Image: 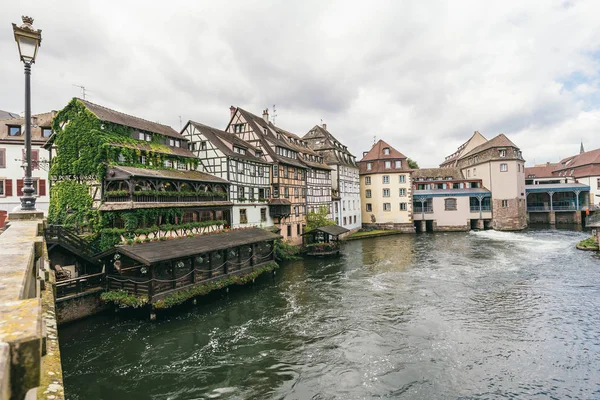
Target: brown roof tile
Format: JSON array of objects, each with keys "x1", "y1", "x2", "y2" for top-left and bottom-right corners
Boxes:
[
  {"x1": 77, "y1": 98, "x2": 183, "y2": 139},
  {"x1": 109, "y1": 165, "x2": 228, "y2": 183},
  {"x1": 411, "y1": 167, "x2": 464, "y2": 180},
  {"x1": 461, "y1": 134, "x2": 519, "y2": 159},
  {"x1": 524, "y1": 163, "x2": 559, "y2": 178}
]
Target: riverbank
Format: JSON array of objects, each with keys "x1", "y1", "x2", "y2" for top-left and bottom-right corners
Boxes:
[
  {"x1": 576, "y1": 236, "x2": 598, "y2": 251},
  {"x1": 345, "y1": 229, "x2": 404, "y2": 240}
]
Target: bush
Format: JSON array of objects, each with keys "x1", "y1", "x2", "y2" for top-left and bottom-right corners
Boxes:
[{"x1": 275, "y1": 239, "x2": 301, "y2": 261}]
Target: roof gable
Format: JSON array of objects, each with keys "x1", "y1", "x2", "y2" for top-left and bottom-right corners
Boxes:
[{"x1": 360, "y1": 139, "x2": 407, "y2": 161}]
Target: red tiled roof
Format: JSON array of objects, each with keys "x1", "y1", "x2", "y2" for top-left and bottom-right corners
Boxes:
[
  {"x1": 360, "y1": 139, "x2": 407, "y2": 161},
  {"x1": 524, "y1": 163, "x2": 559, "y2": 178},
  {"x1": 461, "y1": 134, "x2": 519, "y2": 159}
]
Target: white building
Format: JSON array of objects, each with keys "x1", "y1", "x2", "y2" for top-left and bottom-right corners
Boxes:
[
  {"x1": 0, "y1": 111, "x2": 54, "y2": 223},
  {"x1": 303, "y1": 124, "x2": 361, "y2": 232},
  {"x1": 182, "y1": 121, "x2": 274, "y2": 229}
]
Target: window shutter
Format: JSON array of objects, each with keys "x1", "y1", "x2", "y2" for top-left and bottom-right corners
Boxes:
[
  {"x1": 5, "y1": 179, "x2": 12, "y2": 196},
  {"x1": 17, "y1": 179, "x2": 24, "y2": 196},
  {"x1": 39, "y1": 179, "x2": 46, "y2": 196},
  {"x1": 32, "y1": 150, "x2": 39, "y2": 169},
  {"x1": 0, "y1": 149, "x2": 5, "y2": 168}
]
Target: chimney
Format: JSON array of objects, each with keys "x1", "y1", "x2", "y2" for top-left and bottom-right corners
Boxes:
[
  {"x1": 322, "y1": 123, "x2": 327, "y2": 130},
  {"x1": 262, "y1": 108, "x2": 269, "y2": 122},
  {"x1": 229, "y1": 106, "x2": 236, "y2": 118}
]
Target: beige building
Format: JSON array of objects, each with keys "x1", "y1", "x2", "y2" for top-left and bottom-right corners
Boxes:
[
  {"x1": 445, "y1": 133, "x2": 527, "y2": 230},
  {"x1": 358, "y1": 140, "x2": 414, "y2": 232},
  {"x1": 412, "y1": 168, "x2": 492, "y2": 231}
]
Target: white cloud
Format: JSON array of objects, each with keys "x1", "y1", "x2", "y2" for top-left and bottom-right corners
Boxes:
[{"x1": 2, "y1": 0, "x2": 600, "y2": 167}]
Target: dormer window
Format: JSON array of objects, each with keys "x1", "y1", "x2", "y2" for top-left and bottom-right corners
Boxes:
[
  {"x1": 145, "y1": 133, "x2": 152, "y2": 142},
  {"x1": 200, "y1": 141, "x2": 207, "y2": 150},
  {"x1": 367, "y1": 162, "x2": 372, "y2": 171},
  {"x1": 255, "y1": 149, "x2": 263, "y2": 157},
  {"x1": 234, "y1": 146, "x2": 247, "y2": 155},
  {"x1": 384, "y1": 161, "x2": 391, "y2": 169},
  {"x1": 499, "y1": 149, "x2": 506, "y2": 158},
  {"x1": 383, "y1": 147, "x2": 390, "y2": 155},
  {"x1": 395, "y1": 160, "x2": 401, "y2": 168}
]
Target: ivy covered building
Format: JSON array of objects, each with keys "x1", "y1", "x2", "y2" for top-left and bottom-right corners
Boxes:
[{"x1": 45, "y1": 98, "x2": 232, "y2": 252}]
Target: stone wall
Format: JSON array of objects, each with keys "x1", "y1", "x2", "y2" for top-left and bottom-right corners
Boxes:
[
  {"x1": 56, "y1": 291, "x2": 109, "y2": 325},
  {"x1": 361, "y1": 223, "x2": 416, "y2": 233},
  {"x1": 492, "y1": 198, "x2": 527, "y2": 230}
]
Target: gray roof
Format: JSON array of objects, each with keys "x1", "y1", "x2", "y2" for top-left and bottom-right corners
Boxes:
[
  {"x1": 304, "y1": 225, "x2": 349, "y2": 236},
  {"x1": 413, "y1": 188, "x2": 491, "y2": 197},
  {"x1": 104, "y1": 228, "x2": 280, "y2": 265},
  {"x1": 109, "y1": 165, "x2": 228, "y2": 183},
  {"x1": 0, "y1": 110, "x2": 19, "y2": 120},
  {"x1": 525, "y1": 183, "x2": 590, "y2": 192}
]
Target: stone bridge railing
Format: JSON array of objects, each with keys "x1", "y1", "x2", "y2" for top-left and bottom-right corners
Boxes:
[{"x1": 0, "y1": 211, "x2": 64, "y2": 400}]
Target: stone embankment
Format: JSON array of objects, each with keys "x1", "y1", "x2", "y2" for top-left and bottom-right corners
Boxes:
[{"x1": 0, "y1": 212, "x2": 64, "y2": 400}]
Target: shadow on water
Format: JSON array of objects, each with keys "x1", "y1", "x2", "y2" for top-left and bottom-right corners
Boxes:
[{"x1": 60, "y1": 230, "x2": 600, "y2": 400}]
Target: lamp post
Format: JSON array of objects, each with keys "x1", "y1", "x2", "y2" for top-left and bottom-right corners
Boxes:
[{"x1": 12, "y1": 16, "x2": 42, "y2": 211}]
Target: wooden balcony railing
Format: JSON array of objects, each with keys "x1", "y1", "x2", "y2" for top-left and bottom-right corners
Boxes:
[{"x1": 104, "y1": 193, "x2": 228, "y2": 203}]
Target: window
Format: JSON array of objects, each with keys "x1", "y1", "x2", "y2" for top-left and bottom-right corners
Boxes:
[
  {"x1": 273, "y1": 186, "x2": 279, "y2": 197},
  {"x1": 164, "y1": 160, "x2": 172, "y2": 168},
  {"x1": 400, "y1": 202, "x2": 407, "y2": 211},
  {"x1": 294, "y1": 187, "x2": 299, "y2": 198},
  {"x1": 145, "y1": 133, "x2": 152, "y2": 142},
  {"x1": 367, "y1": 162, "x2": 372, "y2": 171},
  {"x1": 383, "y1": 203, "x2": 391, "y2": 211},
  {"x1": 9, "y1": 126, "x2": 22, "y2": 136},
  {"x1": 41, "y1": 127, "x2": 52, "y2": 138},
  {"x1": 234, "y1": 123, "x2": 244, "y2": 133},
  {"x1": 467, "y1": 170, "x2": 471, "y2": 177},
  {"x1": 239, "y1": 209, "x2": 248, "y2": 224},
  {"x1": 366, "y1": 203, "x2": 372, "y2": 212},
  {"x1": 297, "y1": 224, "x2": 301, "y2": 235},
  {"x1": 365, "y1": 176, "x2": 371, "y2": 185},
  {"x1": 273, "y1": 165, "x2": 279, "y2": 177},
  {"x1": 383, "y1": 175, "x2": 390, "y2": 184},
  {"x1": 177, "y1": 161, "x2": 188, "y2": 170},
  {"x1": 383, "y1": 188, "x2": 390, "y2": 197},
  {"x1": 395, "y1": 160, "x2": 401, "y2": 168},
  {"x1": 17, "y1": 179, "x2": 42, "y2": 196},
  {"x1": 175, "y1": 140, "x2": 181, "y2": 148},
  {"x1": 399, "y1": 175, "x2": 406, "y2": 183},
  {"x1": 169, "y1": 139, "x2": 175, "y2": 146},
  {"x1": 500, "y1": 163, "x2": 508, "y2": 172},
  {"x1": 0, "y1": 179, "x2": 4, "y2": 196},
  {"x1": 0, "y1": 148, "x2": 5, "y2": 168},
  {"x1": 260, "y1": 208, "x2": 267, "y2": 222},
  {"x1": 501, "y1": 200, "x2": 509, "y2": 207},
  {"x1": 385, "y1": 161, "x2": 391, "y2": 169},
  {"x1": 474, "y1": 155, "x2": 478, "y2": 163},
  {"x1": 238, "y1": 186, "x2": 245, "y2": 199},
  {"x1": 473, "y1": 167, "x2": 477, "y2": 176},
  {"x1": 383, "y1": 148, "x2": 390, "y2": 155},
  {"x1": 499, "y1": 150, "x2": 506, "y2": 158},
  {"x1": 139, "y1": 155, "x2": 146, "y2": 165},
  {"x1": 239, "y1": 163, "x2": 245, "y2": 175},
  {"x1": 354, "y1": 215, "x2": 357, "y2": 224},
  {"x1": 597, "y1": 178, "x2": 600, "y2": 190},
  {"x1": 366, "y1": 189, "x2": 372, "y2": 198},
  {"x1": 343, "y1": 217, "x2": 347, "y2": 225},
  {"x1": 234, "y1": 146, "x2": 246, "y2": 155},
  {"x1": 445, "y1": 198, "x2": 457, "y2": 211},
  {"x1": 287, "y1": 225, "x2": 292, "y2": 237},
  {"x1": 258, "y1": 166, "x2": 264, "y2": 177},
  {"x1": 200, "y1": 141, "x2": 207, "y2": 150},
  {"x1": 399, "y1": 188, "x2": 406, "y2": 196},
  {"x1": 284, "y1": 187, "x2": 289, "y2": 198}
]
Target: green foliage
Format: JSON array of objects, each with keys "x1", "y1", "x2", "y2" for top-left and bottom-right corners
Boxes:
[
  {"x1": 105, "y1": 190, "x2": 129, "y2": 197},
  {"x1": 100, "y1": 290, "x2": 148, "y2": 308},
  {"x1": 48, "y1": 181, "x2": 97, "y2": 230},
  {"x1": 577, "y1": 236, "x2": 597, "y2": 249},
  {"x1": 132, "y1": 190, "x2": 227, "y2": 198},
  {"x1": 274, "y1": 239, "x2": 302, "y2": 261},
  {"x1": 153, "y1": 262, "x2": 279, "y2": 309},
  {"x1": 407, "y1": 158, "x2": 419, "y2": 169},
  {"x1": 306, "y1": 206, "x2": 335, "y2": 232}
]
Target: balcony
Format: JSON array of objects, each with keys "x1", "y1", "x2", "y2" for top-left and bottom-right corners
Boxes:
[
  {"x1": 527, "y1": 205, "x2": 579, "y2": 212},
  {"x1": 104, "y1": 191, "x2": 228, "y2": 203},
  {"x1": 470, "y1": 206, "x2": 491, "y2": 212},
  {"x1": 413, "y1": 206, "x2": 433, "y2": 213}
]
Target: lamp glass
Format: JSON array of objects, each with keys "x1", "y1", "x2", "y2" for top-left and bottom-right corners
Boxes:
[{"x1": 17, "y1": 35, "x2": 38, "y2": 62}]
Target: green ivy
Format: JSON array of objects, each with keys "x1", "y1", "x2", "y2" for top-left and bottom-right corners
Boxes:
[
  {"x1": 48, "y1": 181, "x2": 98, "y2": 230},
  {"x1": 153, "y1": 262, "x2": 279, "y2": 309},
  {"x1": 274, "y1": 239, "x2": 302, "y2": 261},
  {"x1": 100, "y1": 289, "x2": 148, "y2": 308}
]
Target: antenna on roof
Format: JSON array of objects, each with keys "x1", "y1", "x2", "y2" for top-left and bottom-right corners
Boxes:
[
  {"x1": 179, "y1": 116, "x2": 182, "y2": 130},
  {"x1": 73, "y1": 84, "x2": 87, "y2": 100},
  {"x1": 272, "y1": 104, "x2": 277, "y2": 124},
  {"x1": 373, "y1": 135, "x2": 377, "y2": 145}
]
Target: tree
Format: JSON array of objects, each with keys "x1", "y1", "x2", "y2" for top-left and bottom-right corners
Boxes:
[
  {"x1": 407, "y1": 158, "x2": 419, "y2": 169},
  {"x1": 306, "y1": 206, "x2": 335, "y2": 232}
]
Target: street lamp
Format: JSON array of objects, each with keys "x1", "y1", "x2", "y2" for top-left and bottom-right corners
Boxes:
[{"x1": 12, "y1": 16, "x2": 42, "y2": 210}]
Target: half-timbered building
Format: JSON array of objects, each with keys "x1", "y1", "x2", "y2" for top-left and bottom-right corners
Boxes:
[
  {"x1": 275, "y1": 127, "x2": 333, "y2": 219},
  {"x1": 303, "y1": 123, "x2": 361, "y2": 232},
  {"x1": 226, "y1": 107, "x2": 307, "y2": 244},
  {"x1": 181, "y1": 121, "x2": 273, "y2": 228}
]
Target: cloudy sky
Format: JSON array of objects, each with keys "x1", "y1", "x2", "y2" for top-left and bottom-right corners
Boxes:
[{"x1": 2, "y1": 1, "x2": 600, "y2": 167}]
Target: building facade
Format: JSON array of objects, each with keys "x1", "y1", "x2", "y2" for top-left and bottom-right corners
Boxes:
[
  {"x1": 411, "y1": 168, "x2": 492, "y2": 231},
  {"x1": 303, "y1": 124, "x2": 361, "y2": 232},
  {"x1": 226, "y1": 107, "x2": 308, "y2": 244},
  {"x1": 0, "y1": 111, "x2": 54, "y2": 220},
  {"x1": 358, "y1": 140, "x2": 414, "y2": 232},
  {"x1": 450, "y1": 134, "x2": 527, "y2": 230},
  {"x1": 181, "y1": 121, "x2": 274, "y2": 229}
]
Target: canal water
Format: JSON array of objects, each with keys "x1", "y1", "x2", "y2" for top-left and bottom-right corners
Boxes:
[{"x1": 60, "y1": 229, "x2": 600, "y2": 399}]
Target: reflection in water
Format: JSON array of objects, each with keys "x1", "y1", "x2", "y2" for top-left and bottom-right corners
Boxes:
[{"x1": 60, "y1": 229, "x2": 600, "y2": 399}]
